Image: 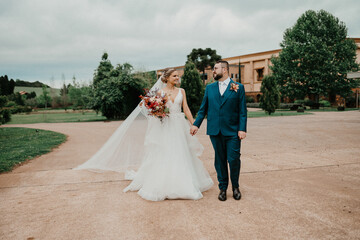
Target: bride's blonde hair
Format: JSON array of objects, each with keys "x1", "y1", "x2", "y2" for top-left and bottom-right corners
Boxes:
[{"x1": 161, "y1": 68, "x2": 176, "y2": 83}]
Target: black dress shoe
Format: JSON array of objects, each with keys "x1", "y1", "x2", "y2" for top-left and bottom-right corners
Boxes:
[
  {"x1": 218, "y1": 190, "x2": 227, "y2": 201},
  {"x1": 233, "y1": 188, "x2": 241, "y2": 200}
]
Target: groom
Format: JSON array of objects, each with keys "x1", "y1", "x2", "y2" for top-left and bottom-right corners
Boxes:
[{"x1": 190, "y1": 60, "x2": 247, "y2": 201}]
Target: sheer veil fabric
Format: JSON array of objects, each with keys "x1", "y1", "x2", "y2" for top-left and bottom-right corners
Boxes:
[{"x1": 73, "y1": 78, "x2": 167, "y2": 175}]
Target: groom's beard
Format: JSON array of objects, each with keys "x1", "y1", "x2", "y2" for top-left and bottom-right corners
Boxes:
[{"x1": 214, "y1": 73, "x2": 223, "y2": 80}]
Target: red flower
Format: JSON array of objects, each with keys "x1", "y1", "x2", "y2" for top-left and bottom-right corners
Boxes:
[
  {"x1": 230, "y1": 83, "x2": 239, "y2": 92},
  {"x1": 139, "y1": 89, "x2": 170, "y2": 121}
]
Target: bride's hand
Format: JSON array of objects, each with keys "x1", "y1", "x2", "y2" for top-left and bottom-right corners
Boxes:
[{"x1": 190, "y1": 125, "x2": 198, "y2": 136}]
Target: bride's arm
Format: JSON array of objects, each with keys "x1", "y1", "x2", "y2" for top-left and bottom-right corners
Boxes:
[{"x1": 181, "y1": 88, "x2": 195, "y2": 124}]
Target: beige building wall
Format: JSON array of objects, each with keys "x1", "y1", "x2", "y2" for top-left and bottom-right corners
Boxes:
[{"x1": 355, "y1": 38, "x2": 360, "y2": 64}]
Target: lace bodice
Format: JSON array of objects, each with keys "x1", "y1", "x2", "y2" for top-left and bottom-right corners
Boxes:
[{"x1": 162, "y1": 89, "x2": 183, "y2": 114}]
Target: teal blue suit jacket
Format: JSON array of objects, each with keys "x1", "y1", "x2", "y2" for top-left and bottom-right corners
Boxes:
[{"x1": 193, "y1": 79, "x2": 247, "y2": 136}]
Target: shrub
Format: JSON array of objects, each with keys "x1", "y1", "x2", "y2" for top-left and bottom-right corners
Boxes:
[
  {"x1": 24, "y1": 98, "x2": 38, "y2": 108},
  {"x1": 279, "y1": 103, "x2": 295, "y2": 109},
  {"x1": 0, "y1": 109, "x2": 11, "y2": 124},
  {"x1": 36, "y1": 101, "x2": 52, "y2": 108},
  {"x1": 5, "y1": 101, "x2": 16, "y2": 108},
  {"x1": 246, "y1": 96, "x2": 255, "y2": 103},
  {"x1": 297, "y1": 106, "x2": 305, "y2": 112},
  {"x1": 8, "y1": 105, "x2": 32, "y2": 114},
  {"x1": 0, "y1": 96, "x2": 8, "y2": 108},
  {"x1": 246, "y1": 103, "x2": 260, "y2": 108},
  {"x1": 304, "y1": 98, "x2": 314, "y2": 107},
  {"x1": 345, "y1": 96, "x2": 356, "y2": 108},
  {"x1": 294, "y1": 99, "x2": 305, "y2": 104},
  {"x1": 319, "y1": 100, "x2": 331, "y2": 107}
]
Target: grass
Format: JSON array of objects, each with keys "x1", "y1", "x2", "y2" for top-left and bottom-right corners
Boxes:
[
  {"x1": 248, "y1": 110, "x2": 311, "y2": 118},
  {"x1": 6, "y1": 111, "x2": 107, "y2": 124},
  {"x1": 7, "y1": 107, "x2": 357, "y2": 125},
  {"x1": 0, "y1": 127, "x2": 67, "y2": 173},
  {"x1": 305, "y1": 107, "x2": 359, "y2": 112},
  {"x1": 247, "y1": 107, "x2": 359, "y2": 118}
]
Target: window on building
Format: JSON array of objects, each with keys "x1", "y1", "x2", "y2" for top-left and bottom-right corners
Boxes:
[
  {"x1": 256, "y1": 68, "x2": 264, "y2": 81},
  {"x1": 203, "y1": 73, "x2": 208, "y2": 80},
  {"x1": 231, "y1": 73, "x2": 234, "y2": 78}
]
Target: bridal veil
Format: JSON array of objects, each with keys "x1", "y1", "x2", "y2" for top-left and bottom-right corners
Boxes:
[{"x1": 73, "y1": 77, "x2": 166, "y2": 174}]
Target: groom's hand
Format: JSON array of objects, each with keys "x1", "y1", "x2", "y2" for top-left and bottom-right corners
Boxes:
[
  {"x1": 190, "y1": 125, "x2": 199, "y2": 136},
  {"x1": 238, "y1": 131, "x2": 246, "y2": 140}
]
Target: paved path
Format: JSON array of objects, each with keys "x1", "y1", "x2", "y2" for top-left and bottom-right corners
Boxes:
[{"x1": 1, "y1": 111, "x2": 359, "y2": 239}]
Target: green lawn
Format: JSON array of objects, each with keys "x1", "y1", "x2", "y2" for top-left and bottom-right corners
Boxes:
[
  {"x1": 7, "y1": 111, "x2": 107, "y2": 124},
  {"x1": 9, "y1": 107, "x2": 355, "y2": 125},
  {"x1": 248, "y1": 110, "x2": 311, "y2": 118},
  {"x1": 305, "y1": 107, "x2": 359, "y2": 112},
  {"x1": 0, "y1": 127, "x2": 67, "y2": 173},
  {"x1": 5, "y1": 109, "x2": 314, "y2": 125}
]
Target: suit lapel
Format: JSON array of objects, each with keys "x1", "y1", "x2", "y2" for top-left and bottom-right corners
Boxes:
[
  {"x1": 221, "y1": 79, "x2": 234, "y2": 106},
  {"x1": 221, "y1": 79, "x2": 234, "y2": 105}
]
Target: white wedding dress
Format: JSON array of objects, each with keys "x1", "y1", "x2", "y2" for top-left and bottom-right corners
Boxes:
[{"x1": 123, "y1": 89, "x2": 213, "y2": 201}]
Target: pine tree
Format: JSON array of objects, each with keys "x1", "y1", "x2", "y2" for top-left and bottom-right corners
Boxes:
[
  {"x1": 260, "y1": 75, "x2": 280, "y2": 115},
  {"x1": 180, "y1": 61, "x2": 204, "y2": 115},
  {"x1": 93, "y1": 52, "x2": 114, "y2": 86},
  {"x1": 187, "y1": 48, "x2": 221, "y2": 83}
]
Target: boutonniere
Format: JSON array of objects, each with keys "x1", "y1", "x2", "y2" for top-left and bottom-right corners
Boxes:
[{"x1": 230, "y1": 83, "x2": 239, "y2": 92}]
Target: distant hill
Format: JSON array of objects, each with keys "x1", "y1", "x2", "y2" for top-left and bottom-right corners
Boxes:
[
  {"x1": 15, "y1": 79, "x2": 50, "y2": 88},
  {"x1": 14, "y1": 86, "x2": 60, "y2": 97}
]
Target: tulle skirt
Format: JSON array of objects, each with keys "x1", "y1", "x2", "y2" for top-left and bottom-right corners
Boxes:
[{"x1": 123, "y1": 113, "x2": 213, "y2": 201}]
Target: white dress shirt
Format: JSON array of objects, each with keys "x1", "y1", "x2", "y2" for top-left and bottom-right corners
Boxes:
[{"x1": 219, "y1": 77, "x2": 231, "y2": 96}]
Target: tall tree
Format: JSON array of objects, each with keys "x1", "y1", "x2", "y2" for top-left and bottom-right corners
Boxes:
[
  {"x1": 181, "y1": 61, "x2": 204, "y2": 115},
  {"x1": 259, "y1": 75, "x2": 280, "y2": 115},
  {"x1": 92, "y1": 54, "x2": 149, "y2": 119},
  {"x1": 8, "y1": 79, "x2": 15, "y2": 95},
  {"x1": 60, "y1": 74, "x2": 70, "y2": 109},
  {"x1": 0, "y1": 76, "x2": 7, "y2": 95},
  {"x1": 0, "y1": 75, "x2": 15, "y2": 95},
  {"x1": 271, "y1": 10, "x2": 359, "y2": 103},
  {"x1": 38, "y1": 85, "x2": 52, "y2": 109},
  {"x1": 93, "y1": 52, "x2": 114, "y2": 86},
  {"x1": 187, "y1": 48, "x2": 221, "y2": 83}
]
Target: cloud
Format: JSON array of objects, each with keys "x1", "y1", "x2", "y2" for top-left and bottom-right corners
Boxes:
[{"x1": 0, "y1": 0, "x2": 359, "y2": 87}]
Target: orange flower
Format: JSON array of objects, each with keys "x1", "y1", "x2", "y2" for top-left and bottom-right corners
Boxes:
[
  {"x1": 139, "y1": 89, "x2": 169, "y2": 121},
  {"x1": 230, "y1": 83, "x2": 239, "y2": 92}
]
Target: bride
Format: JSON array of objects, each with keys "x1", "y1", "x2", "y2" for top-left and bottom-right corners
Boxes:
[{"x1": 74, "y1": 68, "x2": 213, "y2": 201}]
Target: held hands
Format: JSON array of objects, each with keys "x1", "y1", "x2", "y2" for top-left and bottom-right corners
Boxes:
[
  {"x1": 190, "y1": 125, "x2": 199, "y2": 136},
  {"x1": 238, "y1": 131, "x2": 246, "y2": 140}
]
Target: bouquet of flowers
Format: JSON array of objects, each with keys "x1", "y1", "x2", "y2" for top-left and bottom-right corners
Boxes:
[{"x1": 139, "y1": 89, "x2": 169, "y2": 121}]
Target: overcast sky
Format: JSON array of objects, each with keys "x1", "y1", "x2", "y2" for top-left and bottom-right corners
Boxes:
[{"x1": 1, "y1": 0, "x2": 359, "y2": 88}]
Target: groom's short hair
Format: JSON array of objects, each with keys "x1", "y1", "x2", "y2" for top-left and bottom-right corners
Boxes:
[{"x1": 216, "y1": 60, "x2": 229, "y2": 73}]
